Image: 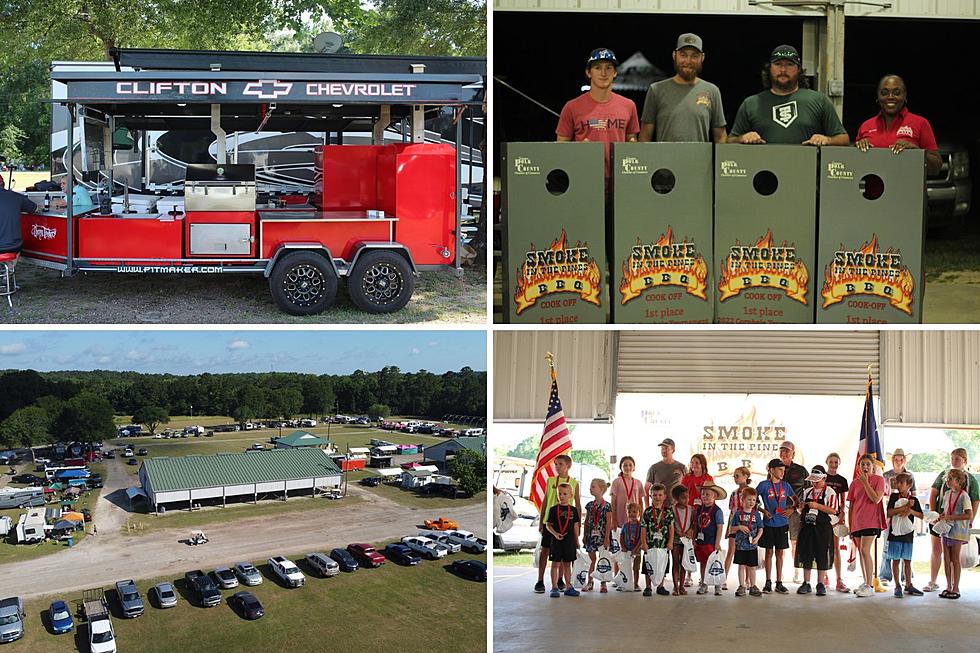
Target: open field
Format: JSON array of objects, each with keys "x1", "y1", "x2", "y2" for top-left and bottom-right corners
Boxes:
[
  {"x1": 0, "y1": 464, "x2": 105, "y2": 565},
  {"x1": 0, "y1": 170, "x2": 48, "y2": 191},
  {"x1": 7, "y1": 550, "x2": 486, "y2": 653}
]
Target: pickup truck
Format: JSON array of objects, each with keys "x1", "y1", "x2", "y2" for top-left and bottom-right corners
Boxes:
[
  {"x1": 184, "y1": 570, "x2": 222, "y2": 607},
  {"x1": 114, "y1": 580, "x2": 144, "y2": 618},
  {"x1": 401, "y1": 535, "x2": 447, "y2": 560},
  {"x1": 83, "y1": 592, "x2": 116, "y2": 653},
  {"x1": 268, "y1": 556, "x2": 306, "y2": 588},
  {"x1": 444, "y1": 529, "x2": 488, "y2": 554},
  {"x1": 0, "y1": 597, "x2": 25, "y2": 644}
]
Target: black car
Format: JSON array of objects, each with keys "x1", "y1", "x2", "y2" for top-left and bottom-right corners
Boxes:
[
  {"x1": 359, "y1": 477, "x2": 382, "y2": 487},
  {"x1": 11, "y1": 474, "x2": 43, "y2": 486},
  {"x1": 329, "y1": 548, "x2": 359, "y2": 572},
  {"x1": 127, "y1": 458, "x2": 139, "y2": 466},
  {"x1": 230, "y1": 591, "x2": 264, "y2": 620},
  {"x1": 450, "y1": 560, "x2": 486, "y2": 582},
  {"x1": 104, "y1": 450, "x2": 115, "y2": 459},
  {"x1": 384, "y1": 543, "x2": 421, "y2": 566},
  {"x1": 87, "y1": 475, "x2": 103, "y2": 489},
  {"x1": 184, "y1": 570, "x2": 222, "y2": 607},
  {"x1": 137, "y1": 448, "x2": 148, "y2": 456}
]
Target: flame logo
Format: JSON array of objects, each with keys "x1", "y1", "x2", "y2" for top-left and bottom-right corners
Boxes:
[
  {"x1": 820, "y1": 234, "x2": 914, "y2": 316},
  {"x1": 717, "y1": 229, "x2": 809, "y2": 304},
  {"x1": 513, "y1": 229, "x2": 602, "y2": 315},
  {"x1": 619, "y1": 226, "x2": 708, "y2": 304}
]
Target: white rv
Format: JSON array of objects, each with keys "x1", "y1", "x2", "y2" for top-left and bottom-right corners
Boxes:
[{"x1": 15, "y1": 508, "x2": 46, "y2": 544}]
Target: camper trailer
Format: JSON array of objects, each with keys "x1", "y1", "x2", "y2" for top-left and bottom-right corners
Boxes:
[
  {"x1": 0, "y1": 487, "x2": 45, "y2": 510},
  {"x1": 15, "y1": 508, "x2": 46, "y2": 544}
]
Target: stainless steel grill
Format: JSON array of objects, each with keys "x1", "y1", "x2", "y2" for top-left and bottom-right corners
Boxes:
[{"x1": 183, "y1": 164, "x2": 256, "y2": 212}]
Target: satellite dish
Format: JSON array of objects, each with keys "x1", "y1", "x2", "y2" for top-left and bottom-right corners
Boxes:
[{"x1": 314, "y1": 32, "x2": 343, "y2": 54}]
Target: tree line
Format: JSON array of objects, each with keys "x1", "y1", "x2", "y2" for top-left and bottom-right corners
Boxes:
[{"x1": 0, "y1": 366, "x2": 486, "y2": 448}]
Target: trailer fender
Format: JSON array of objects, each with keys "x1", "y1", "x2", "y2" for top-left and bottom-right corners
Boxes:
[
  {"x1": 264, "y1": 243, "x2": 337, "y2": 278},
  {"x1": 348, "y1": 242, "x2": 418, "y2": 275}
]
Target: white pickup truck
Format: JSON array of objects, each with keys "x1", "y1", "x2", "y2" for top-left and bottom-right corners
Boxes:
[
  {"x1": 84, "y1": 593, "x2": 116, "y2": 653},
  {"x1": 401, "y1": 536, "x2": 447, "y2": 560},
  {"x1": 268, "y1": 556, "x2": 306, "y2": 588},
  {"x1": 444, "y1": 529, "x2": 488, "y2": 554}
]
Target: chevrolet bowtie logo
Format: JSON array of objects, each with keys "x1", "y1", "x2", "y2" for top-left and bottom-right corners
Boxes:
[{"x1": 243, "y1": 80, "x2": 293, "y2": 99}]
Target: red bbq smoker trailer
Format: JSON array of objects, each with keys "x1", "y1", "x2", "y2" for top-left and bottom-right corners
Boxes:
[{"x1": 20, "y1": 48, "x2": 485, "y2": 315}]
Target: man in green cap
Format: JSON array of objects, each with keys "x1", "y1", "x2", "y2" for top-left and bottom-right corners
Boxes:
[{"x1": 728, "y1": 45, "x2": 849, "y2": 147}]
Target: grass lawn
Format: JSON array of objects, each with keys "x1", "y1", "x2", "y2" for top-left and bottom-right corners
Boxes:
[
  {"x1": 355, "y1": 477, "x2": 486, "y2": 511},
  {"x1": 121, "y1": 494, "x2": 364, "y2": 536},
  {"x1": 8, "y1": 550, "x2": 486, "y2": 653},
  {"x1": 494, "y1": 551, "x2": 533, "y2": 567},
  {"x1": 0, "y1": 464, "x2": 105, "y2": 565}
]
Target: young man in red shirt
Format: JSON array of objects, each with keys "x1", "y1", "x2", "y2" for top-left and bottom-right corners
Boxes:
[{"x1": 556, "y1": 47, "x2": 640, "y2": 180}]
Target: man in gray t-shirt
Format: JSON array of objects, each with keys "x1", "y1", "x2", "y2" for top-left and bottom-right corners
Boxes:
[
  {"x1": 645, "y1": 438, "x2": 688, "y2": 507},
  {"x1": 639, "y1": 33, "x2": 727, "y2": 144}
]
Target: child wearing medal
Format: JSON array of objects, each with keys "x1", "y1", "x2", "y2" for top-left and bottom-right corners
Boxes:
[
  {"x1": 681, "y1": 454, "x2": 713, "y2": 507},
  {"x1": 535, "y1": 454, "x2": 581, "y2": 594},
  {"x1": 620, "y1": 502, "x2": 644, "y2": 591},
  {"x1": 694, "y1": 482, "x2": 726, "y2": 595},
  {"x1": 583, "y1": 478, "x2": 612, "y2": 592},
  {"x1": 640, "y1": 483, "x2": 675, "y2": 597},
  {"x1": 545, "y1": 482, "x2": 582, "y2": 598},
  {"x1": 611, "y1": 456, "x2": 644, "y2": 587},
  {"x1": 728, "y1": 485, "x2": 764, "y2": 597},
  {"x1": 671, "y1": 485, "x2": 693, "y2": 595},
  {"x1": 885, "y1": 472, "x2": 924, "y2": 598},
  {"x1": 757, "y1": 458, "x2": 793, "y2": 595},
  {"x1": 724, "y1": 466, "x2": 754, "y2": 590},
  {"x1": 937, "y1": 468, "x2": 973, "y2": 600},
  {"x1": 794, "y1": 465, "x2": 838, "y2": 596}
]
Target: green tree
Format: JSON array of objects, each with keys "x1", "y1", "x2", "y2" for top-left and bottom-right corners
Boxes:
[
  {"x1": 267, "y1": 387, "x2": 303, "y2": 421},
  {"x1": 52, "y1": 392, "x2": 115, "y2": 443},
  {"x1": 906, "y1": 451, "x2": 951, "y2": 474},
  {"x1": 132, "y1": 406, "x2": 170, "y2": 436},
  {"x1": 447, "y1": 449, "x2": 486, "y2": 497},
  {"x1": 0, "y1": 405, "x2": 53, "y2": 448},
  {"x1": 506, "y1": 435, "x2": 539, "y2": 461},
  {"x1": 368, "y1": 403, "x2": 391, "y2": 420},
  {"x1": 231, "y1": 386, "x2": 266, "y2": 427},
  {"x1": 350, "y1": 0, "x2": 486, "y2": 56},
  {"x1": 0, "y1": 123, "x2": 25, "y2": 163},
  {"x1": 571, "y1": 450, "x2": 610, "y2": 477}
]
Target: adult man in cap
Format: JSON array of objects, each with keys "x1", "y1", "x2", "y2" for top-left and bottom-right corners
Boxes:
[
  {"x1": 639, "y1": 33, "x2": 727, "y2": 144},
  {"x1": 0, "y1": 177, "x2": 39, "y2": 273},
  {"x1": 556, "y1": 47, "x2": 640, "y2": 180},
  {"x1": 645, "y1": 438, "x2": 687, "y2": 508},
  {"x1": 778, "y1": 440, "x2": 809, "y2": 583},
  {"x1": 728, "y1": 45, "x2": 849, "y2": 146}
]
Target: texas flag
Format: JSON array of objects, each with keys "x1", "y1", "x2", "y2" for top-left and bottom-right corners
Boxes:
[{"x1": 853, "y1": 370, "x2": 886, "y2": 479}]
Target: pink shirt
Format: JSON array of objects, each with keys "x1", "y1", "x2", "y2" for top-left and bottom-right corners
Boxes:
[
  {"x1": 848, "y1": 473, "x2": 886, "y2": 531},
  {"x1": 556, "y1": 92, "x2": 640, "y2": 178},
  {"x1": 610, "y1": 475, "x2": 644, "y2": 528}
]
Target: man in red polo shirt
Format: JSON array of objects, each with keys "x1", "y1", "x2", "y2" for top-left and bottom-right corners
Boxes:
[
  {"x1": 855, "y1": 74, "x2": 940, "y2": 176},
  {"x1": 556, "y1": 47, "x2": 640, "y2": 180}
]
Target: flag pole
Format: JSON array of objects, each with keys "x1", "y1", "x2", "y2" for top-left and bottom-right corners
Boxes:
[{"x1": 868, "y1": 362, "x2": 886, "y2": 593}]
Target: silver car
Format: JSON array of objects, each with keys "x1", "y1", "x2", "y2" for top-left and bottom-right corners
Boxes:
[
  {"x1": 213, "y1": 566, "x2": 239, "y2": 589},
  {"x1": 233, "y1": 562, "x2": 263, "y2": 586},
  {"x1": 151, "y1": 583, "x2": 178, "y2": 609}
]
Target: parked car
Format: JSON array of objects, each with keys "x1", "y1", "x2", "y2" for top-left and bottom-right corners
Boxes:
[
  {"x1": 0, "y1": 597, "x2": 26, "y2": 643},
  {"x1": 401, "y1": 536, "x2": 447, "y2": 560},
  {"x1": 48, "y1": 599, "x2": 74, "y2": 634},
  {"x1": 114, "y1": 580, "x2": 144, "y2": 618},
  {"x1": 384, "y1": 543, "x2": 421, "y2": 566},
  {"x1": 268, "y1": 556, "x2": 305, "y2": 587},
  {"x1": 419, "y1": 531, "x2": 461, "y2": 553},
  {"x1": 151, "y1": 583, "x2": 178, "y2": 609},
  {"x1": 11, "y1": 474, "x2": 43, "y2": 486},
  {"x1": 87, "y1": 612, "x2": 116, "y2": 653},
  {"x1": 87, "y1": 474, "x2": 104, "y2": 488},
  {"x1": 103, "y1": 450, "x2": 115, "y2": 459},
  {"x1": 304, "y1": 552, "x2": 340, "y2": 577},
  {"x1": 450, "y1": 559, "x2": 487, "y2": 582},
  {"x1": 927, "y1": 142, "x2": 972, "y2": 229},
  {"x1": 424, "y1": 517, "x2": 459, "y2": 531},
  {"x1": 444, "y1": 529, "x2": 487, "y2": 554},
  {"x1": 184, "y1": 570, "x2": 222, "y2": 607},
  {"x1": 137, "y1": 448, "x2": 148, "y2": 456},
  {"x1": 233, "y1": 562, "x2": 263, "y2": 586},
  {"x1": 360, "y1": 476, "x2": 382, "y2": 487},
  {"x1": 212, "y1": 567, "x2": 239, "y2": 589},
  {"x1": 230, "y1": 591, "x2": 265, "y2": 620},
  {"x1": 127, "y1": 458, "x2": 138, "y2": 466},
  {"x1": 122, "y1": 449, "x2": 133, "y2": 457},
  {"x1": 80, "y1": 508, "x2": 93, "y2": 523},
  {"x1": 347, "y1": 543, "x2": 385, "y2": 568},
  {"x1": 329, "y1": 548, "x2": 359, "y2": 572}
]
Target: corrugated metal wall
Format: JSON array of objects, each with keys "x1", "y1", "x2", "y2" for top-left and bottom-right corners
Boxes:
[
  {"x1": 880, "y1": 330, "x2": 980, "y2": 426},
  {"x1": 493, "y1": 0, "x2": 980, "y2": 19},
  {"x1": 493, "y1": 330, "x2": 616, "y2": 421},
  {"x1": 616, "y1": 331, "x2": 880, "y2": 395}
]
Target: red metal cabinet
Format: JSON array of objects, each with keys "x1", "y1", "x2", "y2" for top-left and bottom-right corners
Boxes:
[
  {"x1": 20, "y1": 213, "x2": 70, "y2": 263},
  {"x1": 77, "y1": 217, "x2": 183, "y2": 262}
]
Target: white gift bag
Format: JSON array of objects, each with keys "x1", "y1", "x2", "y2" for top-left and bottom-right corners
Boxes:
[
  {"x1": 705, "y1": 550, "x2": 726, "y2": 586},
  {"x1": 680, "y1": 536, "x2": 698, "y2": 573},
  {"x1": 932, "y1": 519, "x2": 953, "y2": 536},
  {"x1": 571, "y1": 549, "x2": 592, "y2": 588},
  {"x1": 614, "y1": 552, "x2": 634, "y2": 591},
  {"x1": 607, "y1": 528, "x2": 622, "y2": 554},
  {"x1": 646, "y1": 548, "x2": 670, "y2": 585},
  {"x1": 922, "y1": 510, "x2": 940, "y2": 525},
  {"x1": 532, "y1": 542, "x2": 543, "y2": 568},
  {"x1": 593, "y1": 546, "x2": 616, "y2": 582},
  {"x1": 891, "y1": 498, "x2": 915, "y2": 537},
  {"x1": 493, "y1": 491, "x2": 517, "y2": 534},
  {"x1": 961, "y1": 536, "x2": 979, "y2": 569}
]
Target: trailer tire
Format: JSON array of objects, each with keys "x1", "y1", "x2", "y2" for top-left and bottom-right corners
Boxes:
[
  {"x1": 269, "y1": 251, "x2": 338, "y2": 316},
  {"x1": 347, "y1": 250, "x2": 415, "y2": 313}
]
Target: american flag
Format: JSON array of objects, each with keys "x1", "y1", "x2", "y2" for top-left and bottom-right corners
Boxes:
[
  {"x1": 853, "y1": 370, "x2": 886, "y2": 479},
  {"x1": 529, "y1": 361, "x2": 573, "y2": 510},
  {"x1": 587, "y1": 118, "x2": 609, "y2": 129}
]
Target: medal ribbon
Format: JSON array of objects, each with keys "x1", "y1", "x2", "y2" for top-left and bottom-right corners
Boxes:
[
  {"x1": 947, "y1": 489, "x2": 964, "y2": 516},
  {"x1": 556, "y1": 505, "x2": 572, "y2": 535}
]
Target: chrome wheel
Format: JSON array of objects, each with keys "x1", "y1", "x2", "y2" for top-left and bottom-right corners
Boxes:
[
  {"x1": 361, "y1": 263, "x2": 403, "y2": 305},
  {"x1": 282, "y1": 264, "x2": 325, "y2": 307}
]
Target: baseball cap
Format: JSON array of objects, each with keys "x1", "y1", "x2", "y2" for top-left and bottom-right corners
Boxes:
[
  {"x1": 587, "y1": 47, "x2": 619, "y2": 68},
  {"x1": 779, "y1": 440, "x2": 795, "y2": 452},
  {"x1": 675, "y1": 33, "x2": 703, "y2": 52},
  {"x1": 770, "y1": 45, "x2": 801, "y2": 65},
  {"x1": 658, "y1": 438, "x2": 676, "y2": 448},
  {"x1": 767, "y1": 458, "x2": 786, "y2": 469}
]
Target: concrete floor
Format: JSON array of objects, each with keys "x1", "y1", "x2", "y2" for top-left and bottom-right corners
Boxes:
[{"x1": 494, "y1": 565, "x2": 980, "y2": 652}]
